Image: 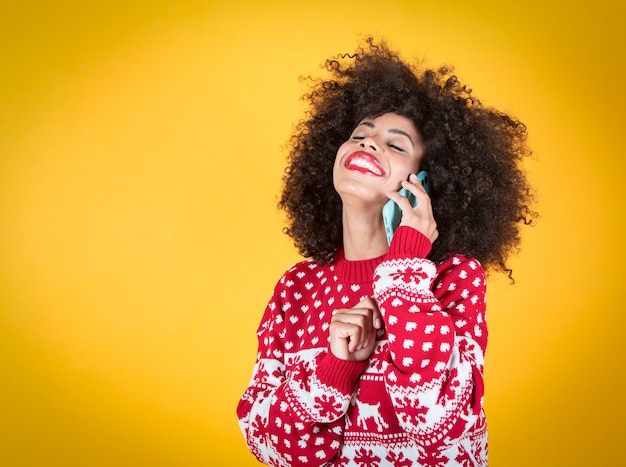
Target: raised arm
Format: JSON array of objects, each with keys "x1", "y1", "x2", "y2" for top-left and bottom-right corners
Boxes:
[{"x1": 373, "y1": 226, "x2": 488, "y2": 449}]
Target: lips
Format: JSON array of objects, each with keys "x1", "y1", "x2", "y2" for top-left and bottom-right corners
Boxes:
[{"x1": 344, "y1": 151, "x2": 386, "y2": 176}]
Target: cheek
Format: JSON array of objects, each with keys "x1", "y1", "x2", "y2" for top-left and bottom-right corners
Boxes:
[
  {"x1": 414, "y1": 147, "x2": 425, "y2": 170},
  {"x1": 396, "y1": 158, "x2": 420, "y2": 178},
  {"x1": 333, "y1": 143, "x2": 350, "y2": 172},
  {"x1": 408, "y1": 158, "x2": 421, "y2": 173},
  {"x1": 332, "y1": 148, "x2": 345, "y2": 188}
]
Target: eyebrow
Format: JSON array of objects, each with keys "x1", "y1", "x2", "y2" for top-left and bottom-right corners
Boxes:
[{"x1": 357, "y1": 121, "x2": 415, "y2": 148}]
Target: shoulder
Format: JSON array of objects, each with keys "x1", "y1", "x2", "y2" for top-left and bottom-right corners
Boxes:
[{"x1": 275, "y1": 259, "x2": 335, "y2": 288}]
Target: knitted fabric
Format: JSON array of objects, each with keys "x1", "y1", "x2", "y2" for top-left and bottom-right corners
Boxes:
[{"x1": 237, "y1": 226, "x2": 488, "y2": 466}]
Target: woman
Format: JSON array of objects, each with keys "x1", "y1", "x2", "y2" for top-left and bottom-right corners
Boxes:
[{"x1": 237, "y1": 38, "x2": 534, "y2": 466}]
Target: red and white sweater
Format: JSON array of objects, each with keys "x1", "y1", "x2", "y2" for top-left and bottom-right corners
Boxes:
[{"x1": 237, "y1": 227, "x2": 488, "y2": 466}]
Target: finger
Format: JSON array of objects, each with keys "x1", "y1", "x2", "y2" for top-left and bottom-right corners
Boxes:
[
  {"x1": 328, "y1": 323, "x2": 352, "y2": 360},
  {"x1": 372, "y1": 306, "x2": 383, "y2": 330},
  {"x1": 409, "y1": 173, "x2": 429, "y2": 195},
  {"x1": 400, "y1": 180, "x2": 431, "y2": 208},
  {"x1": 352, "y1": 300, "x2": 380, "y2": 349},
  {"x1": 387, "y1": 185, "x2": 427, "y2": 215},
  {"x1": 386, "y1": 190, "x2": 412, "y2": 209},
  {"x1": 356, "y1": 297, "x2": 382, "y2": 330},
  {"x1": 356, "y1": 296, "x2": 376, "y2": 308},
  {"x1": 353, "y1": 297, "x2": 380, "y2": 334},
  {"x1": 336, "y1": 315, "x2": 371, "y2": 350},
  {"x1": 331, "y1": 321, "x2": 364, "y2": 352},
  {"x1": 333, "y1": 309, "x2": 374, "y2": 350}
]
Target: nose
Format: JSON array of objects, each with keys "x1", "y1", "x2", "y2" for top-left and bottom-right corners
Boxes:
[{"x1": 359, "y1": 136, "x2": 379, "y2": 151}]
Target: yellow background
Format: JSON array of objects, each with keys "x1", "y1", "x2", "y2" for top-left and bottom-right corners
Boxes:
[{"x1": 1, "y1": 1, "x2": 624, "y2": 465}]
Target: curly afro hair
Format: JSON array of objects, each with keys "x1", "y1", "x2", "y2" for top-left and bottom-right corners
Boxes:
[{"x1": 279, "y1": 37, "x2": 536, "y2": 275}]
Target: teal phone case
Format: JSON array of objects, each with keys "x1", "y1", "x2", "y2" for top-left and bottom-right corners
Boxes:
[{"x1": 382, "y1": 171, "x2": 431, "y2": 245}]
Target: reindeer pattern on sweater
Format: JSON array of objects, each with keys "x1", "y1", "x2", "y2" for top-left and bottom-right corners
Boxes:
[{"x1": 237, "y1": 227, "x2": 488, "y2": 466}]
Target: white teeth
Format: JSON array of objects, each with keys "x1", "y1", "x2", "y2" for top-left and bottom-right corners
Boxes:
[{"x1": 347, "y1": 157, "x2": 383, "y2": 175}]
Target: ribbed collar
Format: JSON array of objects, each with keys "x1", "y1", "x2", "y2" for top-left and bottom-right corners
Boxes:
[
  {"x1": 333, "y1": 249, "x2": 386, "y2": 284},
  {"x1": 332, "y1": 227, "x2": 432, "y2": 284}
]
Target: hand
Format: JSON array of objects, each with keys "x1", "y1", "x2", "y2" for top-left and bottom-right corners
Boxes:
[
  {"x1": 386, "y1": 173, "x2": 439, "y2": 243},
  {"x1": 329, "y1": 297, "x2": 382, "y2": 362}
]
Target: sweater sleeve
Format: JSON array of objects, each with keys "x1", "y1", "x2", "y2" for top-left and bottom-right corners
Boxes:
[
  {"x1": 373, "y1": 226, "x2": 488, "y2": 448},
  {"x1": 237, "y1": 271, "x2": 368, "y2": 466}
]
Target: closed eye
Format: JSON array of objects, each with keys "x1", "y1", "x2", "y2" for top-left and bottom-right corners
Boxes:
[{"x1": 388, "y1": 143, "x2": 406, "y2": 152}]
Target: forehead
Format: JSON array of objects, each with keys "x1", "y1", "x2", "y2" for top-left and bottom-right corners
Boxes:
[{"x1": 359, "y1": 113, "x2": 417, "y2": 130}]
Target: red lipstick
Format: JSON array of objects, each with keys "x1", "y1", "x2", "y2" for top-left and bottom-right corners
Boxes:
[{"x1": 344, "y1": 151, "x2": 386, "y2": 176}]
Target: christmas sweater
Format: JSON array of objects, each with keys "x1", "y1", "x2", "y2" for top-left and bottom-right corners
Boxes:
[{"x1": 237, "y1": 226, "x2": 488, "y2": 466}]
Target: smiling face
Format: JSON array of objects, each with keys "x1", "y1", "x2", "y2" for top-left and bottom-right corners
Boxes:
[{"x1": 333, "y1": 112, "x2": 425, "y2": 206}]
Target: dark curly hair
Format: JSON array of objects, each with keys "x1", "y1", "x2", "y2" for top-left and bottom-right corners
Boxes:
[{"x1": 279, "y1": 37, "x2": 535, "y2": 275}]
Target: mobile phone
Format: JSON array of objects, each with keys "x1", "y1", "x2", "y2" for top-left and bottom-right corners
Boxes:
[{"x1": 382, "y1": 171, "x2": 431, "y2": 245}]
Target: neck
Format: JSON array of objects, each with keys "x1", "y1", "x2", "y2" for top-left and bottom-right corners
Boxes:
[{"x1": 341, "y1": 205, "x2": 389, "y2": 261}]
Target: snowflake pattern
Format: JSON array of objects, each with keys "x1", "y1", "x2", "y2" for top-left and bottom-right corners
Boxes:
[
  {"x1": 385, "y1": 450, "x2": 414, "y2": 467},
  {"x1": 354, "y1": 447, "x2": 382, "y2": 466},
  {"x1": 238, "y1": 228, "x2": 488, "y2": 466}
]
